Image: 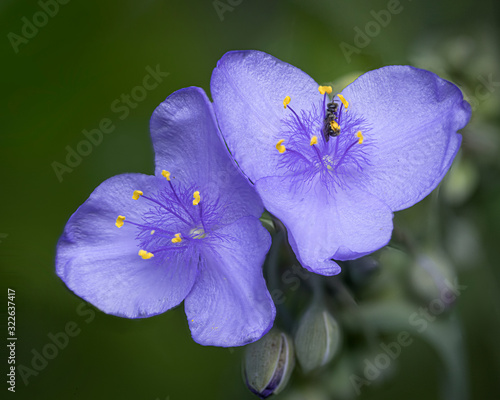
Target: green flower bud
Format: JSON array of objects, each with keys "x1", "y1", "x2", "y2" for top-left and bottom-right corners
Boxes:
[
  {"x1": 243, "y1": 330, "x2": 295, "y2": 398},
  {"x1": 294, "y1": 306, "x2": 341, "y2": 373}
]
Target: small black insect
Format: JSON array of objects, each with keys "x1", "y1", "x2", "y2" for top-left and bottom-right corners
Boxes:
[{"x1": 322, "y1": 101, "x2": 340, "y2": 142}]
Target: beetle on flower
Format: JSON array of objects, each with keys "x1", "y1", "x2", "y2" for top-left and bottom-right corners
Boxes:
[
  {"x1": 211, "y1": 50, "x2": 471, "y2": 276},
  {"x1": 56, "y1": 87, "x2": 275, "y2": 347}
]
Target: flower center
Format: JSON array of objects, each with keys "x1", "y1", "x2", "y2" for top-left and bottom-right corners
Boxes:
[
  {"x1": 114, "y1": 171, "x2": 224, "y2": 264},
  {"x1": 275, "y1": 88, "x2": 372, "y2": 192},
  {"x1": 190, "y1": 227, "x2": 207, "y2": 239}
]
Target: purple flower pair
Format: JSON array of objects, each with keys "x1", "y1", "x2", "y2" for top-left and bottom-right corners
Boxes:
[{"x1": 56, "y1": 51, "x2": 471, "y2": 346}]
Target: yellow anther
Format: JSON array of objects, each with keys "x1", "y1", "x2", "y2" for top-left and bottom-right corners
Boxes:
[
  {"x1": 192, "y1": 191, "x2": 201, "y2": 206},
  {"x1": 115, "y1": 215, "x2": 125, "y2": 228},
  {"x1": 283, "y1": 96, "x2": 291, "y2": 109},
  {"x1": 161, "y1": 170, "x2": 171, "y2": 181},
  {"x1": 150, "y1": 230, "x2": 155, "y2": 235},
  {"x1": 138, "y1": 249, "x2": 154, "y2": 259},
  {"x1": 310, "y1": 136, "x2": 318, "y2": 146},
  {"x1": 276, "y1": 139, "x2": 286, "y2": 153},
  {"x1": 337, "y1": 94, "x2": 349, "y2": 109},
  {"x1": 132, "y1": 190, "x2": 143, "y2": 200},
  {"x1": 171, "y1": 233, "x2": 182, "y2": 243},
  {"x1": 356, "y1": 131, "x2": 364, "y2": 144},
  {"x1": 330, "y1": 120, "x2": 340, "y2": 130},
  {"x1": 318, "y1": 86, "x2": 333, "y2": 95}
]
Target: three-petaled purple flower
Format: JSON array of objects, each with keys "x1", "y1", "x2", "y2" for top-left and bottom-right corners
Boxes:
[
  {"x1": 56, "y1": 87, "x2": 275, "y2": 347},
  {"x1": 211, "y1": 50, "x2": 471, "y2": 276}
]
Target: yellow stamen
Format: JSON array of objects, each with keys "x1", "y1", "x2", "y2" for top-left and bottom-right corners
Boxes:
[
  {"x1": 161, "y1": 170, "x2": 171, "y2": 181},
  {"x1": 276, "y1": 139, "x2": 286, "y2": 153},
  {"x1": 192, "y1": 191, "x2": 201, "y2": 206},
  {"x1": 138, "y1": 249, "x2": 154, "y2": 259},
  {"x1": 115, "y1": 215, "x2": 125, "y2": 228},
  {"x1": 310, "y1": 136, "x2": 318, "y2": 146},
  {"x1": 150, "y1": 230, "x2": 155, "y2": 235},
  {"x1": 132, "y1": 190, "x2": 143, "y2": 200},
  {"x1": 330, "y1": 120, "x2": 340, "y2": 130},
  {"x1": 356, "y1": 131, "x2": 364, "y2": 144},
  {"x1": 318, "y1": 86, "x2": 333, "y2": 95},
  {"x1": 337, "y1": 94, "x2": 349, "y2": 109},
  {"x1": 283, "y1": 96, "x2": 291, "y2": 109},
  {"x1": 171, "y1": 233, "x2": 182, "y2": 243}
]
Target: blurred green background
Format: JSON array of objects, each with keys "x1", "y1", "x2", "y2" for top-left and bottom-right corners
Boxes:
[{"x1": 1, "y1": 0, "x2": 500, "y2": 399}]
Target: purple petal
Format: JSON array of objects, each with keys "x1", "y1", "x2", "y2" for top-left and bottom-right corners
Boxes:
[
  {"x1": 150, "y1": 86, "x2": 263, "y2": 222},
  {"x1": 341, "y1": 66, "x2": 470, "y2": 211},
  {"x1": 184, "y1": 216, "x2": 274, "y2": 347},
  {"x1": 256, "y1": 176, "x2": 394, "y2": 275},
  {"x1": 211, "y1": 50, "x2": 322, "y2": 181},
  {"x1": 56, "y1": 173, "x2": 198, "y2": 318}
]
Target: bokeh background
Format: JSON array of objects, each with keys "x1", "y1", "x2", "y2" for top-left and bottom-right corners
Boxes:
[{"x1": 1, "y1": 0, "x2": 500, "y2": 399}]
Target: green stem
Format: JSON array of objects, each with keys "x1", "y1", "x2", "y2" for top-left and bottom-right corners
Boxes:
[{"x1": 265, "y1": 229, "x2": 294, "y2": 331}]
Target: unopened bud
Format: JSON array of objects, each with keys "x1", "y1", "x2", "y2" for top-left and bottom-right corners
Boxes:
[
  {"x1": 243, "y1": 330, "x2": 295, "y2": 398},
  {"x1": 294, "y1": 306, "x2": 341, "y2": 373}
]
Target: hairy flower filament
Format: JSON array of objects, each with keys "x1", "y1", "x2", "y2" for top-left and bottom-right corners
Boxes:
[{"x1": 279, "y1": 91, "x2": 370, "y2": 191}]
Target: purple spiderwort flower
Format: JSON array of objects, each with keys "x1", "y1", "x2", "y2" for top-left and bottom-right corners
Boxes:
[
  {"x1": 56, "y1": 87, "x2": 275, "y2": 347},
  {"x1": 211, "y1": 50, "x2": 471, "y2": 276}
]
